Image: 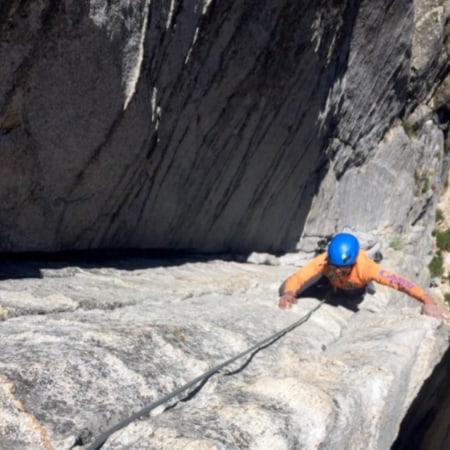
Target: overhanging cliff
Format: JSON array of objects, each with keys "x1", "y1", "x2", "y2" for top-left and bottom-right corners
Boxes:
[
  {"x1": 1, "y1": 1, "x2": 450, "y2": 449},
  {"x1": 1, "y1": 0, "x2": 449, "y2": 253}
]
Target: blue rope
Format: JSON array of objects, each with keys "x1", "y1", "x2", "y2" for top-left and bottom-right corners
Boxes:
[{"x1": 86, "y1": 298, "x2": 326, "y2": 450}]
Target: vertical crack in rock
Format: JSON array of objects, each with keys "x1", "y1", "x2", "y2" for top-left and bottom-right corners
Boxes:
[{"x1": 392, "y1": 343, "x2": 450, "y2": 450}]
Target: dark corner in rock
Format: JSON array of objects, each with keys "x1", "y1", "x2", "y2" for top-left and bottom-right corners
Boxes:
[
  {"x1": 392, "y1": 341, "x2": 450, "y2": 450},
  {"x1": 0, "y1": 248, "x2": 251, "y2": 281},
  {"x1": 296, "y1": 279, "x2": 365, "y2": 313}
]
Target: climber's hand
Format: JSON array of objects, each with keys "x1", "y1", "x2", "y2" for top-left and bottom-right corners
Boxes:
[
  {"x1": 422, "y1": 303, "x2": 443, "y2": 321},
  {"x1": 278, "y1": 292, "x2": 297, "y2": 310}
]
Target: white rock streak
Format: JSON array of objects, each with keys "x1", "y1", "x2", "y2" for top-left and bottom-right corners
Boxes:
[
  {"x1": 166, "y1": 0, "x2": 176, "y2": 29},
  {"x1": 88, "y1": 0, "x2": 151, "y2": 110},
  {"x1": 123, "y1": 2, "x2": 151, "y2": 110},
  {"x1": 185, "y1": 27, "x2": 200, "y2": 64},
  {"x1": 185, "y1": 0, "x2": 213, "y2": 64},
  {"x1": 202, "y1": 0, "x2": 213, "y2": 15},
  {"x1": 151, "y1": 86, "x2": 162, "y2": 129}
]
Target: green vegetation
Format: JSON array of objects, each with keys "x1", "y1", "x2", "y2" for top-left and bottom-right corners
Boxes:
[
  {"x1": 429, "y1": 251, "x2": 444, "y2": 278},
  {"x1": 435, "y1": 228, "x2": 450, "y2": 252},
  {"x1": 402, "y1": 118, "x2": 419, "y2": 139},
  {"x1": 414, "y1": 169, "x2": 432, "y2": 194},
  {"x1": 444, "y1": 293, "x2": 450, "y2": 306},
  {"x1": 445, "y1": 133, "x2": 450, "y2": 156},
  {"x1": 421, "y1": 176, "x2": 430, "y2": 194},
  {"x1": 389, "y1": 236, "x2": 403, "y2": 251},
  {"x1": 436, "y1": 208, "x2": 444, "y2": 223},
  {"x1": 430, "y1": 224, "x2": 450, "y2": 280}
]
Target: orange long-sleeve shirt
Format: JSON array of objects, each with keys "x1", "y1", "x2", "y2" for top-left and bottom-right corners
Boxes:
[{"x1": 282, "y1": 250, "x2": 434, "y2": 305}]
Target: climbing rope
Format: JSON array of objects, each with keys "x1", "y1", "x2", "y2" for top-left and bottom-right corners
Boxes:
[{"x1": 86, "y1": 298, "x2": 326, "y2": 450}]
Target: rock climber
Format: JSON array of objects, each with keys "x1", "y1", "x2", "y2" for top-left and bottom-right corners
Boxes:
[{"x1": 278, "y1": 232, "x2": 443, "y2": 320}]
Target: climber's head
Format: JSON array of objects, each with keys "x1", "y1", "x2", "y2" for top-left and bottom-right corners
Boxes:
[{"x1": 327, "y1": 233, "x2": 360, "y2": 267}]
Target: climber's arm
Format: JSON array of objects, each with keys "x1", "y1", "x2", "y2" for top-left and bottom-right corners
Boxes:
[
  {"x1": 365, "y1": 260, "x2": 442, "y2": 319},
  {"x1": 278, "y1": 254, "x2": 326, "y2": 309}
]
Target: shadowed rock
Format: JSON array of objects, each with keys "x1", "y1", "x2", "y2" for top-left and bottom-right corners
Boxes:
[{"x1": 0, "y1": 0, "x2": 448, "y2": 253}]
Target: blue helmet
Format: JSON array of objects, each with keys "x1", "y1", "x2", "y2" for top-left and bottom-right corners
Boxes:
[{"x1": 328, "y1": 233, "x2": 360, "y2": 266}]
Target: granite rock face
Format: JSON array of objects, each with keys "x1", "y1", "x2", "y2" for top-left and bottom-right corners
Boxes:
[
  {"x1": 1, "y1": 0, "x2": 449, "y2": 253},
  {"x1": 1, "y1": 1, "x2": 450, "y2": 449},
  {"x1": 0, "y1": 255, "x2": 448, "y2": 450}
]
